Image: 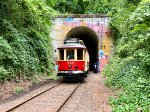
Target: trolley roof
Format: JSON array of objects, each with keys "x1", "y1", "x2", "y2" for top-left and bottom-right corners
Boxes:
[{"x1": 57, "y1": 43, "x2": 86, "y2": 49}]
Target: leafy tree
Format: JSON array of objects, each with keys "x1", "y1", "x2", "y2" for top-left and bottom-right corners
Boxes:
[
  {"x1": 47, "y1": 0, "x2": 90, "y2": 14},
  {"x1": 77, "y1": 0, "x2": 90, "y2": 14},
  {"x1": 86, "y1": 0, "x2": 110, "y2": 14}
]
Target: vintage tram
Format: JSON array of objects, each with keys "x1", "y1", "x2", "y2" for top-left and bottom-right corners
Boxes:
[{"x1": 57, "y1": 38, "x2": 89, "y2": 80}]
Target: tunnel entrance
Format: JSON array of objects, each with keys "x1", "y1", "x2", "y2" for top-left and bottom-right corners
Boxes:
[{"x1": 65, "y1": 26, "x2": 99, "y2": 70}]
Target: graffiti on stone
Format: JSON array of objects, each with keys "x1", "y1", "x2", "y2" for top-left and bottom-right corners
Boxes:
[{"x1": 50, "y1": 16, "x2": 112, "y2": 57}]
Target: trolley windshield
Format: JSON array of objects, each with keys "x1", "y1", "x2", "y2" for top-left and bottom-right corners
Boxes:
[{"x1": 58, "y1": 48, "x2": 84, "y2": 61}]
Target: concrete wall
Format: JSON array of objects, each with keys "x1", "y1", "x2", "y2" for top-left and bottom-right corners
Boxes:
[{"x1": 50, "y1": 15, "x2": 113, "y2": 60}]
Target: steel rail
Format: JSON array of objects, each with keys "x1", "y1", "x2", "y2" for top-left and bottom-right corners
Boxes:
[
  {"x1": 56, "y1": 82, "x2": 81, "y2": 112},
  {"x1": 6, "y1": 82, "x2": 62, "y2": 112}
]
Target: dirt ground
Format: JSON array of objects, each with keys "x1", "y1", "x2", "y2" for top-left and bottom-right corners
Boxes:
[
  {"x1": 0, "y1": 80, "x2": 31, "y2": 101},
  {"x1": 0, "y1": 78, "x2": 53, "y2": 104}
]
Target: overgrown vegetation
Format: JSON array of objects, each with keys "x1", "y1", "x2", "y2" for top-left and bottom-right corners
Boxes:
[
  {"x1": 0, "y1": 0, "x2": 55, "y2": 81},
  {"x1": 46, "y1": 0, "x2": 90, "y2": 14},
  {"x1": 87, "y1": 0, "x2": 150, "y2": 111},
  {"x1": 13, "y1": 87, "x2": 23, "y2": 94}
]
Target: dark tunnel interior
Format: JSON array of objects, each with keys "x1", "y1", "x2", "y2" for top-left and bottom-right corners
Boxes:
[{"x1": 65, "y1": 26, "x2": 99, "y2": 70}]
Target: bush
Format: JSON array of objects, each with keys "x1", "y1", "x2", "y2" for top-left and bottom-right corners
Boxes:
[{"x1": 0, "y1": 0, "x2": 55, "y2": 81}]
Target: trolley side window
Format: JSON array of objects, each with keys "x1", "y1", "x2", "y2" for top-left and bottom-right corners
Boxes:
[
  {"x1": 67, "y1": 49, "x2": 74, "y2": 60},
  {"x1": 59, "y1": 49, "x2": 64, "y2": 60},
  {"x1": 77, "y1": 49, "x2": 83, "y2": 60}
]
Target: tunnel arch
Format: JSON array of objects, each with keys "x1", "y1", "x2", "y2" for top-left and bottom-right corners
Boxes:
[{"x1": 65, "y1": 26, "x2": 99, "y2": 70}]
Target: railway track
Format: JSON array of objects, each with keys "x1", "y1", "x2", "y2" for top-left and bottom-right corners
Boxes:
[
  {"x1": 3, "y1": 82, "x2": 81, "y2": 112},
  {"x1": 56, "y1": 82, "x2": 81, "y2": 112},
  {"x1": 6, "y1": 82, "x2": 62, "y2": 112}
]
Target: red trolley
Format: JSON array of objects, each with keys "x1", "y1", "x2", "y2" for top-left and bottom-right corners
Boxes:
[{"x1": 57, "y1": 38, "x2": 89, "y2": 80}]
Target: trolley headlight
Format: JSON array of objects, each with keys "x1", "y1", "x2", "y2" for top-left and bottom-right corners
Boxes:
[
  {"x1": 75, "y1": 65, "x2": 78, "y2": 69},
  {"x1": 68, "y1": 64, "x2": 72, "y2": 69}
]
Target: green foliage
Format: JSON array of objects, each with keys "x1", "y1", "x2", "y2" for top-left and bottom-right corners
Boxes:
[
  {"x1": 48, "y1": 0, "x2": 90, "y2": 14},
  {"x1": 0, "y1": 0, "x2": 55, "y2": 81},
  {"x1": 13, "y1": 87, "x2": 23, "y2": 94},
  {"x1": 101, "y1": 0, "x2": 150, "y2": 111},
  {"x1": 0, "y1": 35, "x2": 15, "y2": 80},
  {"x1": 86, "y1": 0, "x2": 110, "y2": 14},
  {"x1": 0, "y1": 66, "x2": 10, "y2": 80}
]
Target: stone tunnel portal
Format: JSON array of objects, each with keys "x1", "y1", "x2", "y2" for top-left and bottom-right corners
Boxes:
[{"x1": 65, "y1": 26, "x2": 99, "y2": 70}]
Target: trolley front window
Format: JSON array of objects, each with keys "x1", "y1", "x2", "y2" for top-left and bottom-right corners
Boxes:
[
  {"x1": 77, "y1": 49, "x2": 83, "y2": 60},
  {"x1": 59, "y1": 49, "x2": 64, "y2": 60},
  {"x1": 67, "y1": 49, "x2": 74, "y2": 60}
]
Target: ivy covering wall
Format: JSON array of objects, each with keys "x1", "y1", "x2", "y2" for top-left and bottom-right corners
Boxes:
[{"x1": 0, "y1": 0, "x2": 55, "y2": 81}]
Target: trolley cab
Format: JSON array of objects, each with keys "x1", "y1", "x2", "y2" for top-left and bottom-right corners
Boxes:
[{"x1": 57, "y1": 38, "x2": 89, "y2": 79}]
